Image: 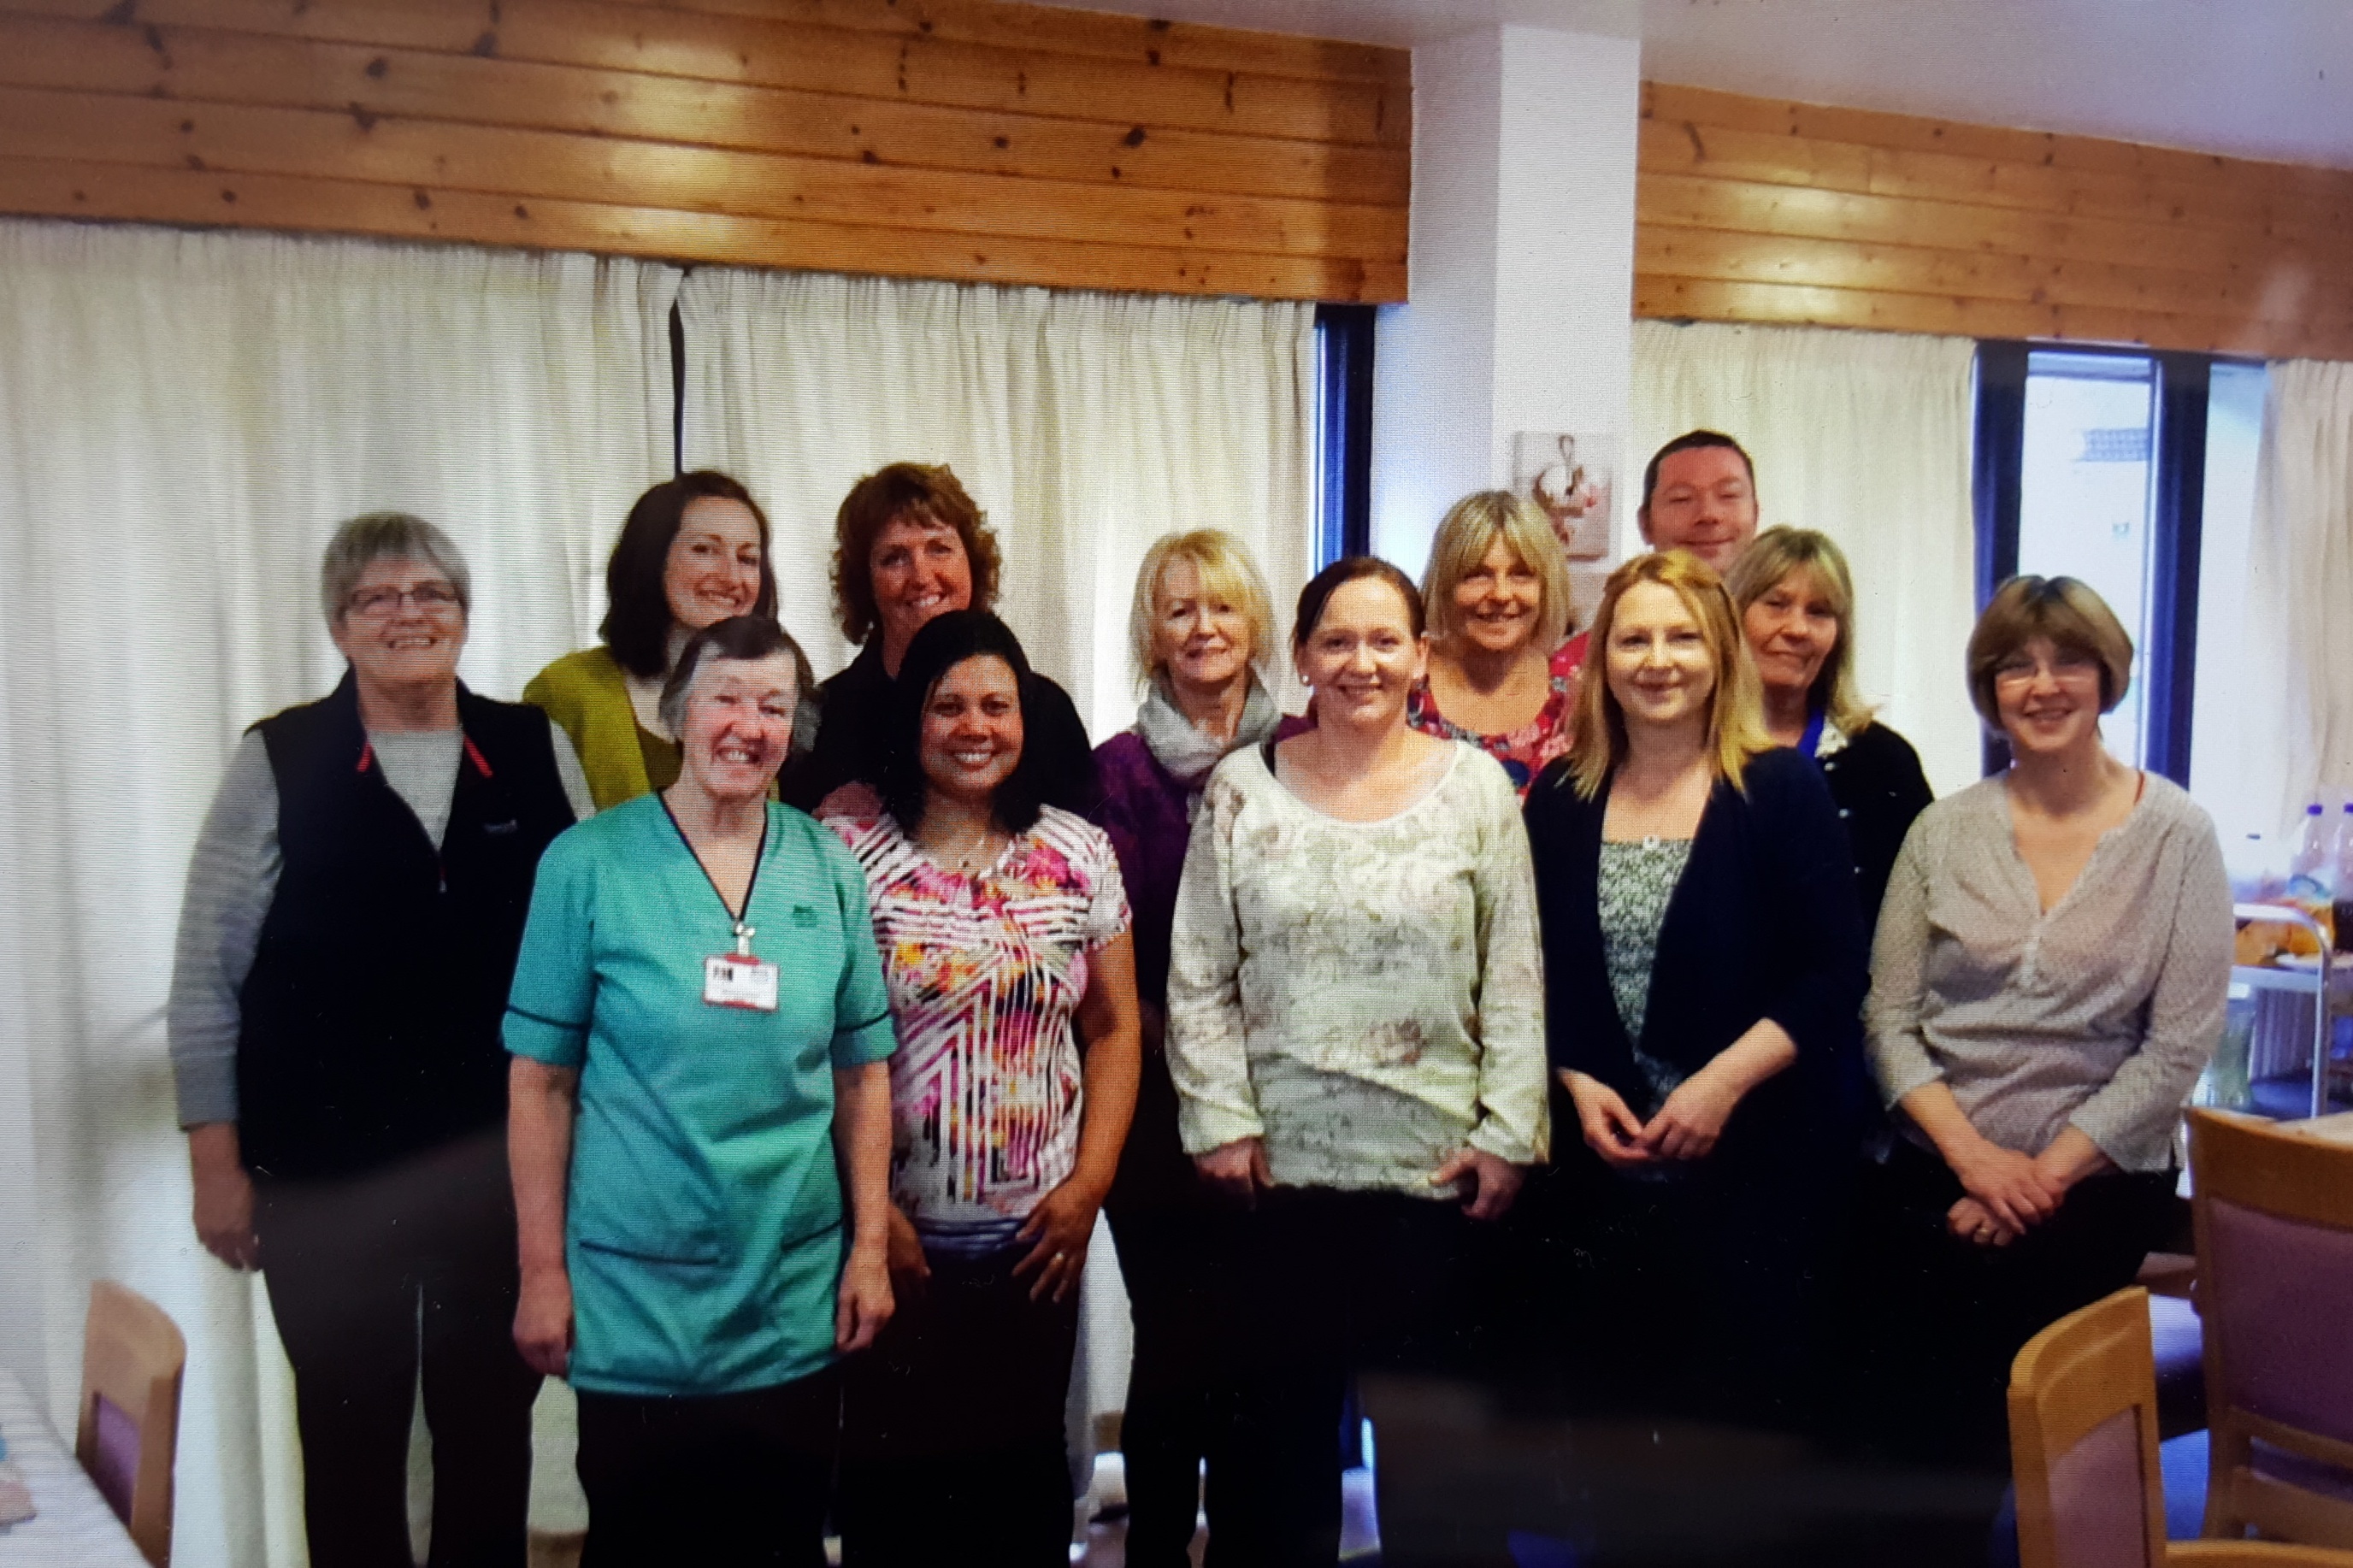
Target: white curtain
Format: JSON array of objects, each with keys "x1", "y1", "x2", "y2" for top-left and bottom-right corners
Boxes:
[
  {"x1": 1631, "y1": 321, "x2": 1983, "y2": 797},
  {"x1": 2245, "y1": 359, "x2": 2353, "y2": 835},
  {"x1": 677, "y1": 269, "x2": 1319, "y2": 740},
  {"x1": 0, "y1": 218, "x2": 678, "y2": 1568}
]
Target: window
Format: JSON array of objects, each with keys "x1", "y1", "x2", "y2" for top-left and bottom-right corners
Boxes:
[
  {"x1": 1313, "y1": 304, "x2": 1376, "y2": 568},
  {"x1": 1973, "y1": 344, "x2": 2254, "y2": 783}
]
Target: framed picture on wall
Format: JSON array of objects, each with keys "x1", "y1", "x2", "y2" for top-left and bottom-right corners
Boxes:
[{"x1": 1511, "y1": 431, "x2": 1614, "y2": 560}]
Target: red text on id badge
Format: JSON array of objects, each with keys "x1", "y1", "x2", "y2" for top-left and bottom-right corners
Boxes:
[{"x1": 704, "y1": 953, "x2": 779, "y2": 1011}]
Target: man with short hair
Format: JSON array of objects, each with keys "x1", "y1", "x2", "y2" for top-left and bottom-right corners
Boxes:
[{"x1": 1637, "y1": 430, "x2": 1760, "y2": 575}]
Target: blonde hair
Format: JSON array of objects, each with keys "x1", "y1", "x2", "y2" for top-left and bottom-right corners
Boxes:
[
  {"x1": 1127, "y1": 529, "x2": 1276, "y2": 688},
  {"x1": 1561, "y1": 551, "x2": 1771, "y2": 799},
  {"x1": 1421, "y1": 490, "x2": 1575, "y2": 651},
  {"x1": 1966, "y1": 575, "x2": 2134, "y2": 727},
  {"x1": 1724, "y1": 527, "x2": 1877, "y2": 736}
]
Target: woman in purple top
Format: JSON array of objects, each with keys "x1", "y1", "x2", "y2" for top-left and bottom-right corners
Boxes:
[{"x1": 1092, "y1": 529, "x2": 1283, "y2": 1567}]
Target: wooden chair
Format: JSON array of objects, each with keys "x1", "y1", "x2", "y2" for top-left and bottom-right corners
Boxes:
[
  {"x1": 2008, "y1": 1286, "x2": 2353, "y2": 1568},
  {"x1": 2189, "y1": 1111, "x2": 2353, "y2": 1549},
  {"x1": 74, "y1": 1280, "x2": 186, "y2": 1568}
]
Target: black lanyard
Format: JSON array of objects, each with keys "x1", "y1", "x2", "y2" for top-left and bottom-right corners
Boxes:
[{"x1": 659, "y1": 797, "x2": 770, "y2": 954}]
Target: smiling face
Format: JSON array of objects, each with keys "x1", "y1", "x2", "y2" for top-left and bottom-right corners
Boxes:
[
  {"x1": 1295, "y1": 575, "x2": 1426, "y2": 732},
  {"x1": 919, "y1": 654, "x2": 1024, "y2": 809},
  {"x1": 663, "y1": 495, "x2": 764, "y2": 634},
  {"x1": 676, "y1": 651, "x2": 799, "y2": 803},
  {"x1": 1742, "y1": 565, "x2": 1841, "y2": 706},
  {"x1": 1605, "y1": 579, "x2": 1719, "y2": 736},
  {"x1": 1642, "y1": 445, "x2": 1759, "y2": 575},
  {"x1": 1451, "y1": 534, "x2": 1543, "y2": 659},
  {"x1": 1992, "y1": 634, "x2": 2108, "y2": 758},
  {"x1": 1151, "y1": 555, "x2": 1253, "y2": 694},
  {"x1": 332, "y1": 555, "x2": 467, "y2": 696},
  {"x1": 870, "y1": 513, "x2": 975, "y2": 666}
]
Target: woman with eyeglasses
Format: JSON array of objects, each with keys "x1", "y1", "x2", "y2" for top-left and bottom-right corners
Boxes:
[
  {"x1": 1859, "y1": 575, "x2": 2231, "y2": 1465},
  {"x1": 528, "y1": 471, "x2": 811, "y2": 811},
  {"x1": 168, "y1": 513, "x2": 592, "y2": 1567}
]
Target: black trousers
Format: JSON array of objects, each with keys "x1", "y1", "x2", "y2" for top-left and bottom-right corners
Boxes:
[
  {"x1": 1514, "y1": 1145, "x2": 1844, "y2": 1435},
  {"x1": 574, "y1": 1368, "x2": 840, "y2": 1568},
  {"x1": 1105, "y1": 1202, "x2": 1237, "y2": 1568},
  {"x1": 1216, "y1": 1188, "x2": 1473, "y2": 1568},
  {"x1": 837, "y1": 1242, "x2": 1083, "y2": 1568},
  {"x1": 1853, "y1": 1139, "x2": 2178, "y2": 1467},
  {"x1": 252, "y1": 1130, "x2": 541, "y2": 1568}
]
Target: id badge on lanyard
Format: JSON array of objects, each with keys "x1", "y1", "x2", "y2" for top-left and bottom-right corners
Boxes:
[{"x1": 705, "y1": 920, "x2": 778, "y2": 1011}]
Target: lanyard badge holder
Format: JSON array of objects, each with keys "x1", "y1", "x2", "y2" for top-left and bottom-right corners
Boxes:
[{"x1": 705, "y1": 920, "x2": 779, "y2": 1011}]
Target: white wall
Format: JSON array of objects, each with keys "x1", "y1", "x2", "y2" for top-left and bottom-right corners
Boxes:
[{"x1": 1371, "y1": 21, "x2": 1641, "y2": 578}]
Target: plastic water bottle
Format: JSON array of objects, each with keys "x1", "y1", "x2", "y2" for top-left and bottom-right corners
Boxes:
[
  {"x1": 2288, "y1": 804, "x2": 2337, "y2": 951},
  {"x1": 2333, "y1": 804, "x2": 2353, "y2": 953}
]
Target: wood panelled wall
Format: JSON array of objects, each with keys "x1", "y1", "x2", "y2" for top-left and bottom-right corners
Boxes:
[
  {"x1": 0, "y1": 0, "x2": 1410, "y2": 300},
  {"x1": 1638, "y1": 81, "x2": 2353, "y2": 361}
]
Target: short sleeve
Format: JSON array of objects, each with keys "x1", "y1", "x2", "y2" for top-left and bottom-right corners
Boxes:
[
  {"x1": 1079, "y1": 822, "x2": 1132, "y2": 951},
  {"x1": 504, "y1": 828, "x2": 597, "y2": 1068},
  {"x1": 825, "y1": 835, "x2": 898, "y2": 1068}
]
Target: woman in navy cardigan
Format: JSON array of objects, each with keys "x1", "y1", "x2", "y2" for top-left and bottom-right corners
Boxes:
[{"x1": 1520, "y1": 550, "x2": 1868, "y2": 1433}]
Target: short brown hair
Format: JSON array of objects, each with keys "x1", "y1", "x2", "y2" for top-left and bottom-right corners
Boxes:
[
  {"x1": 1724, "y1": 527, "x2": 1876, "y2": 736},
  {"x1": 830, "y1": 463, "x2": 1003, "y2": 646},
  {"x1": 1422, "y1": 490, "x2": 1576, "y2": 651},
  {"x1": 1560, "y1": 550, "x2": 1770, "y2": 799},
  {"x1": 1966, "y1": 575, "x2": 2134, "y2": 727}
]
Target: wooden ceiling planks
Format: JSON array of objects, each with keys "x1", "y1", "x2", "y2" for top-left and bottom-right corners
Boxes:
[
  {"x1": 0, "y1": 0, "x2": 1411, "y2": 300},
  {"x1": 1637, "y1": 80, "x2": 2353, "y2": 361}
]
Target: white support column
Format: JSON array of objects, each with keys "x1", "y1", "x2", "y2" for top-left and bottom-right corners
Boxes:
[{"x1": 1371, "y1": 17, "x2": 1642, "y2": 577}]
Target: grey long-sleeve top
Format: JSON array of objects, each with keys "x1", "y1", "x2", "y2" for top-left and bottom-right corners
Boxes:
[
  {"x1": 1865, "y1": 771, "x2": 2232, "y2": 1172},
  {"x1": 167, "y1": 722, "x2": 593, "y2": 1128}
]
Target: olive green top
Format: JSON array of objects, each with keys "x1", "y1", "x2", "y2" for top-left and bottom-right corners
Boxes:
[{"x1": 522, "y1": 645, "x2": 681, "y2": 811}]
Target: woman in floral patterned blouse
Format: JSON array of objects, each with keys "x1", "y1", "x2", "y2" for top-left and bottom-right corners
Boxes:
[
  {"x1": 1412, "y1": 489, "x2": 1588, "y2": 794},
  {"x1": 1168, "y1": 556, "x2": 1548, "y2": 1565},
  {"x1": 825, "y1": 610, "x2": 1141, "y2": 1566}
]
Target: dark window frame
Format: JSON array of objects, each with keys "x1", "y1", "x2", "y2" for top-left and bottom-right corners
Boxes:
[
  {"x1": 1314, "y1": 304, "x2": 1376, "y2": 566},
  {"x1": 1970, "y1": 339, "x2": 2225, "y2": 786}
]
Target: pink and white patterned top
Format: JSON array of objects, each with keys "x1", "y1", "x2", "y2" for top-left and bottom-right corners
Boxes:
[{"x1": 829, "y1": 805, "x2": 1130, "y2": 1253}]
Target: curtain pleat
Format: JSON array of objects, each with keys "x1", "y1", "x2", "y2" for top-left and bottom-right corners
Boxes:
[
  {"x1": 1631, "y1": 320, "x2": 1983, "y2": 797},
  {"x1": 0, "y1": 218, "x2": 680, "y2": 1567},
  {"x1": 2248, "y1": 359, "x2": 2353, "y2": 834},
  {"x1": 677, "y1": 269, "x2": 1319, "y2": 739}
]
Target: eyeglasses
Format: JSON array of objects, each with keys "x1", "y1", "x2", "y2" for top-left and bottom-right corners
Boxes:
[
  {"x1": 1991, "y1": 651, "x2": 2101, "y2": 689},
  {"x1": 347, "y1": 583, "x2": 462, "y2": 619}
]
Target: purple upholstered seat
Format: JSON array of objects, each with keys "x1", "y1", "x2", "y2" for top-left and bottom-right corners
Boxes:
[
  {"x1": 2049, "y1": 1408, "x2": 2158, "y2": 1568},
  {"x1": 2203, "y1": 1198, "x2": 2353, "y2": 1453}
]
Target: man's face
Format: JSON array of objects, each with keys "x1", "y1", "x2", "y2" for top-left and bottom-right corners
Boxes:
[{"x1": 1640, "y1": 445, "x2": 1758, "y2": 575}]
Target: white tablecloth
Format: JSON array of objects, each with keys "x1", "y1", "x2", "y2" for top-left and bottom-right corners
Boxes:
[{"x1": 0, "y1": 1370, "x2": 148, "y2": 1568}]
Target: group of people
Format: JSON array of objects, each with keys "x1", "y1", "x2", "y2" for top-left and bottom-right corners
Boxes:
[{"x1": 167, "y1": 430, "x2": 2233, "y2": 1568}]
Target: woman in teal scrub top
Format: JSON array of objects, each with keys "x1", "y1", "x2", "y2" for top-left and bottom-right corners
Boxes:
[{"x1": 505, "y1": 615, "x2": 897, "y2": 1568}]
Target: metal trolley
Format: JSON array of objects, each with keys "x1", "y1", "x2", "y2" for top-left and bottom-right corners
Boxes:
[{"x1": 2230, "y1": 901, "x2": 2344, "y2": 1119}]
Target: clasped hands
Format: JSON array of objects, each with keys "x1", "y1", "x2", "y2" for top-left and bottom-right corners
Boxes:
[
  {"x1": 1943, "y1": 1140, "x2": 2073, "y2": 1248},
  {"x1": 1193, "y1": 1136, "x2": 1525, "y2": 1221},
  {"x1": 1564, "y1": 1067, "x2": 1743, "y2": 1168}
]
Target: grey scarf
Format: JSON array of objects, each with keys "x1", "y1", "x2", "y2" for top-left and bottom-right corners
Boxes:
[{"x1": 1135, "y1": 673, "x2": 1281, "y2": 789}]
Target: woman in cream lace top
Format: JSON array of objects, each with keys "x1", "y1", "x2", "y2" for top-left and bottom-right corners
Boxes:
[{"x1": 1166, "y1": 555, "x2": 1546, "y2": 1565}]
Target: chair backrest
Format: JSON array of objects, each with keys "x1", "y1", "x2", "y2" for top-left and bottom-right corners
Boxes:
[
  {"x1": 2189, "y1": 1112, "x2": 2353, "y2": 1461},
  {"x1": 74, "y1": 1281, "x2": 186, "y2": 1568},
  {"x1": 2010, "y1": 1286, "x2": 2167, "y2": 1568}
]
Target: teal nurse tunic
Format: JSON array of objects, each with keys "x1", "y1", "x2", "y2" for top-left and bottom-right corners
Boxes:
[{"x1": 504, "y1": 793, "x2": 896, "y2": 1397}]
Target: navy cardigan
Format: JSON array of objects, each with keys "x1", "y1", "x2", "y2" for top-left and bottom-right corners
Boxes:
[{"x1": 1523, "y1": 746, "x2": 1872, "y2": 1172}]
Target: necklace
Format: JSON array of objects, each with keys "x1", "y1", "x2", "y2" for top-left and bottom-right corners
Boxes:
[{"x1": 924, "y1": 821, "x2": 1002, "y2": 874}]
